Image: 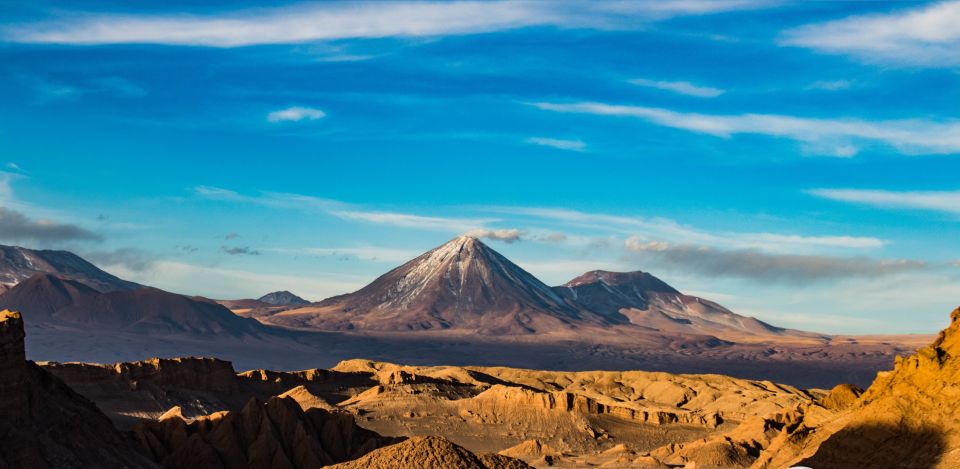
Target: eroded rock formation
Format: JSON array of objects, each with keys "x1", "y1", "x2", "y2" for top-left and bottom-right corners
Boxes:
[
  {"x1": 0, "y1": 310, "x2": 158, "y2": 468},
  {"x1": 328, "y1": 436, "x2": 531, "y2": 469},
  {"x1": 134, "y1": 396, "x2": 395, "y2": 469}
]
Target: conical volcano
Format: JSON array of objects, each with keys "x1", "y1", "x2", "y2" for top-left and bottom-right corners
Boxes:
[{"x1": 267, "y1": 236, "x2": 609, "y2": 334}]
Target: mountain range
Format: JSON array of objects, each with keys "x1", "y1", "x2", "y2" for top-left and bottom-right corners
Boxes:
[
  {"x1": 0, "y1": 239, "x2": 925, "y2": 388},
  {"x1": 260, "y1": 236, "x2": 817, "y2": 341},
  {"x1": 0, "y1": 238, "x2": 812, "y2": 341}
]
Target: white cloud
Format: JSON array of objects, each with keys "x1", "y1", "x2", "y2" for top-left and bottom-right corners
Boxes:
[
  {"x1": 464, "y1": 228, "x2": 524, "y2": 243},
  {"x1": 628, "y1": 78, "x2": 724, "y2": 97},
  {"x1": 525, "y1": 137, "x2": 586, "y2": 152},
  {"x1": 780, "y1": 1, "x2": 960, "y2": 67},
  {"x1": 809, "y1": 188, "x2": 960, "y2": 214},
  {"x1": 530, "y1": 101, "x2": 960, "y2": 156},
  {"x1": 267, "y1": 106, "x2": 325, "y2": 123},
  {"x1": 4, "y1": 1, "x2": 772, "y2": 47}
]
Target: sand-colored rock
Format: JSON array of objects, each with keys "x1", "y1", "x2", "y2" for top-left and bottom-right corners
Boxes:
[
  {"x1": 499, "y1": 439, "x2": 564, "y2": 466},
  {"x1": 134, "y1": 395, "x2": 394, "y2": 469},
  {"x1": 646, "y1": 306, "x2": 960, "y2": 469},
  {"x1": 818, "y1": 383, "x2": 863, "y2": 411},
  {"x1": 279, "y1": 385, "x2": 336, "y2": 411},
  {"x1": 781, "y1": 306, "x2": 960, "y2": 468},
  {"x1": 328, "y1": 436, "x2": 532, "y2": 469},
  {"x1": 42, "y1": 356, "x2": 247, "y2": 427}
]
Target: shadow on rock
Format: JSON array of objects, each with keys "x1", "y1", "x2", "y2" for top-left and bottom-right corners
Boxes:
[{"x1": 799, "y1": 422, "x2": 946, "y2": 469}]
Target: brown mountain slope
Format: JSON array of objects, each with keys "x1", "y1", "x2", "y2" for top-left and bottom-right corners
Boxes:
[
  {"x1": 328, "y1": 436, "x2": 532, "y2": 469},
  {"x1": 555, "y1": 270, "x2": 680, "y2": 315},
  {"x1": 0, "y1": 244, "x2": 140, "y2": 292},
  {"x1": 266, "y1": 236, "x2": 612, "y2": 335},
  {"x1": 0, "y1": 310, "x2": 159, "y2": 468},
  {"x1": 0, "y1": 273, "x2": 267, "y2": 336},
  {"x1": 555, "y1": 270, "x2": 824, "y2": 341}
]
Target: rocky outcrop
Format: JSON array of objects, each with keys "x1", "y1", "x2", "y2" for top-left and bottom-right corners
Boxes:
[
  {"x1": 278, "y1": 385, "x2": 336, "y2": 411},
  {"x1": 499, "y1": 439, "x2": 563, "y2": 466},
  {"x1": 0, "y1": 310, "x2": 28, "y2": 423},
  {"x1": 0, "y1": 309, "x2": 158, "y2": 468},
  {"x1": 328, "y1": 436, "x2": 532, "y2": 469},
  {"x1": 473, "y1": 385, "x2": 719, "y2": 427},
  {"x1": 645, "y1": 306, "x2": 960, "y2": 469},
  {"x1": 134, "y1": 396, "x2": 394, "y2": 469},
  {"x1": 49, "y1": 357, "x2": 240, "y2": 393},
  {"x1": 818, "y1": 383, "x2": 863, "y2": 411},
  {"x1": 787, "y1": 307, "x2": 960, "y2": 468},
  {"x1": 43, "y1": 357, "x2": 247, "y2": 426}
]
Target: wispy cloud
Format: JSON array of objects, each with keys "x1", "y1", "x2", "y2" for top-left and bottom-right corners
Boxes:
[
  {"x1": 329, "y1": 209, "x2": 492, "y2": 232},
  {"x1": 82, "y1": 247, "x2": 155, "y2": 272},
  {"x1": 0, "y1": 206, "x2": 102, "y2": 244},
  {"x1": 530, "y1": 101, "x2": 960, "y2": 156},
  {"x1": 283, "y1": 246, "x2": 421, "y2": 263},
  {"x1": 108, "y1": 260, "x2": 366, "y2": 300},
  {"x1": 221, "y1": 246, "x2": 260, "y2": 256},
  {"x1": 525, "y1": 137, "x2": 586, "y2": 152},
  {"x1": 93, "y1": 76, "x2": 146, "y2": 97},
  {"x1": 624, "y1": 236, "x2": 926, "y2": 283},
  {"x1": 20, "y1": 75, "x2": 145, "y2": 102},
  {"x1": 806, "y1": 79, "x2": 852, "y2": 91},
  {"x1": 464, "y1": 228, "x2": 524, "y2": 243},
  {"x1": 809, "y1": 188, "x2": 960, "y2": 214},
  {"x1": 267, "y1": 106, "x2": 325, "y2": 123},
  {"x1": 781, "y1": 1, "x2": 960, "y2": 67},
  {"x1": 628, "y1": 78, "x2": 724, "y2": 97},
  {"x1": 196, "y1": 186, "x2": 495, "y2": 232},
  {"x1": 4, "y1": 1, "x2": 773, "y2": 47}
]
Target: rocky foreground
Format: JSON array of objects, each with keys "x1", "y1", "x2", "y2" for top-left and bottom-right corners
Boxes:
[{"x1": 2, "y1": 306, "x2": 960, "y2": 468}]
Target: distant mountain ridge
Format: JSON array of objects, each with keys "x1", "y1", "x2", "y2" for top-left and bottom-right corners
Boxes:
[
  {"x1": 554, "y1": 269, "x2": 814, "y2": 340},
  {"x1": 0, "y1": 245, "x2": 140, "y2": 292},
  {"x1": 553, "y1": 270, "x2": 679, "y2": 317},
  {"x1": 0, "y1": 274, "x2": 266, "y2": 337},
  {"x1": 258, "y1": 290, "x2": 309, "y2": 306}
]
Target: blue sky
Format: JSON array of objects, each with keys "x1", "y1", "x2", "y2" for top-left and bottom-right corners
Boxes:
[{"x1": 1, "y1": 0, "x2": 959, "y2": 334}]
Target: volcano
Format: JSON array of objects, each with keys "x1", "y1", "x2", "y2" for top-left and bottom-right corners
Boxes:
[{"x1": 266, "y1": 236, "x2": 611, "y2": 334}]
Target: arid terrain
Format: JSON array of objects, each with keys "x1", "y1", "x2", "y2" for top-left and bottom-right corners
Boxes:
[{"x1": 4, "y1": 305, "x2": 960, "y2": 468}]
